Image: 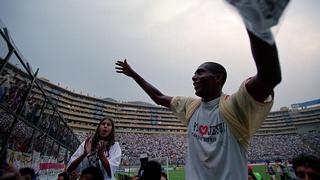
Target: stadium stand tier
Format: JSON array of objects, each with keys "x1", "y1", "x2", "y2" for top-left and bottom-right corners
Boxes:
[
  {"x1": 3, "y1": 54, "x2": 319, "y2": 164},
  {"x1": 1, "y1": 21, "x2": 79, "y2": 176},
  {"x1": 17, "y1": 68, "x2": 320, "y2": 163}
]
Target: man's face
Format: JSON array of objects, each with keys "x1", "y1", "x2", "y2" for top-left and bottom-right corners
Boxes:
[
  {"x1": 295, "y1": 166, "x2": 320, "y2": 180},
  {"x1": 192, "y1": 64, "x2": 220, "y2": 98}
]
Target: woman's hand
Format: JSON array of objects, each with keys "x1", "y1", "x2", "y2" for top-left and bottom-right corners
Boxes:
[
  {"x1": 97, "y1": 140, "x2": 112, "y2": 177},
  {"x1": 97, "y1": 140, "x2": 108, "y2": 159},
  {"x1": 83, "y1": 137, "x2": 92, "y2": 156}
]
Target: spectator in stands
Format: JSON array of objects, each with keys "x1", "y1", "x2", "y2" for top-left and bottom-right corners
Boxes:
[
  {"x1": 30, "y1": 99, "x2": 42, "y2": 125},
  {"x1": 79, "y1": 166, "x2": 104, "y2": 180},
  {"x1": 22, "y1": 97, "x2": 31, "y2": 119},
  {"x1": 275, "y1": 159, "x2": 290, "y2": 180},
  {"x1": 292, "y1": 154, "x2": 320, "y2": 180},
  {"x1": 67, "y1": 116, "x2": 122, "y2": 180},
  {"x1": 266, "y1": 160, "x2": 276, "y2": 180},
  {"x1": 116, "y1": 23, "x2": 281, "y2": 180},
  {"x1": 57, "y1": 172, "x2": 70, "y2": 180},
  {"x1": 19, "y1": 167, "x2": 35, "y2": 180},
  {"x1": 287, "y1": 160, "x2": 297, "y2": 180},
  {"x1": 8, "y1": 78, "x2": 30, "y2": 112},
  {"x1": 275, "y1": 159, "x2": 284, "y2": 179},
  {"x1": 0, "y1": 71, "x2": 11, "y2": 104}
]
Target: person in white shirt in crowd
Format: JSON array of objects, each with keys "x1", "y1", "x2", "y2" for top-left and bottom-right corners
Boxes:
[{"x1": 67, "y1": 116, "x2": 121, "y2": 180}]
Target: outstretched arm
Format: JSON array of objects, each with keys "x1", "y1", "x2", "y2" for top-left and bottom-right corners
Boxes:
[
  {"x1": 246, "y1": 30, "x2": 282, "y2": 102},
  {"x1": 115, "y1": 59, "x2": 173, "y2": 108}
]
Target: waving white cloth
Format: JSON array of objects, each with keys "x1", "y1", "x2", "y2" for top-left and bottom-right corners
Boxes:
[{"x1": 226, "y1": 0, "x2": 290, "y2": 44}]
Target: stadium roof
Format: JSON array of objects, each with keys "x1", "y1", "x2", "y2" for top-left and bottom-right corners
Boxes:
[{"x1": 291, "y1": 99, "x2": 320, "y2": 109}]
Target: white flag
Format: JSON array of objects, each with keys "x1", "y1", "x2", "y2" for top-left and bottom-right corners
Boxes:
[{"x1": 226, "y1": 0, "x2": 290, "y2": 44}]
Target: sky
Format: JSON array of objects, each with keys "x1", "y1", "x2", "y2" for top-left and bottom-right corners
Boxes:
[{"x1": 0, "y1": 0, "x2": 319, "y2": 111}]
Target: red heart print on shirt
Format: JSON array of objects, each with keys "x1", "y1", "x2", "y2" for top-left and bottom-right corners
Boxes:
[{"x1": 199, "y1": 125, "x2": 208, "y2": 136}]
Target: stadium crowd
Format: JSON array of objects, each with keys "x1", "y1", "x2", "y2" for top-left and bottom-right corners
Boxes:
[
  {"x1": 75, "y1": 131, "x2": 187, "y2": 165},
  {"x1": 301, "y1": 131, "x2": 320, "y2": 152},
  {"x1": 2, "y1": 66, "x2": 319, "y2": 166},
  {"x1": 248, "y1": 134, "x2": 316, "y2": 162},
  {"x1": 1, "y1": 62, "x2": 319, "y2": 179},
  {"x1": 118, "y1": 133, "x2": 187, "y2": 165},
  {"x1": 0, "y1": 108, "x2": 77, "y2": 157},
  {"x1": 75, "y1": 131, "x2": 319, "y2": 165}
]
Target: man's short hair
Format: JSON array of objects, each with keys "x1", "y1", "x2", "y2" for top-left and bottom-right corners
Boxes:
[
  {"x1": 201, "y1": 62, "x2": 227, "y2": 86},
  {"x1": 19, "y1": 167, "x2": 35, "y2": 178},
  {"x1": 81, "y1": 166, "x2": 104, "y2": 180},
  {"x1": 58, "y1": 172, "x2": 70, "y2": 180}
]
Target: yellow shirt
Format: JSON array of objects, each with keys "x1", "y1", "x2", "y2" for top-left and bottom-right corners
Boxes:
[{"x1": 170, "y1": 81, "x2": 273, "y2": 150}]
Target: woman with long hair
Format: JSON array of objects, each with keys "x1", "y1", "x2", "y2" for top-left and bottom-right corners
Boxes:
[{"x1": 67, "y1": 116, "x2": 121, "y2": 180}]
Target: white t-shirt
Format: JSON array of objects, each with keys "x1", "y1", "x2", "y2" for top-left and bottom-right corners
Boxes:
[
  {"x1": 186, "y1": 97, "x2": 247, "y2": 180},
  {"x1": 171, "y1": 81, "x2": 273, "y2": 180},
  {"x1": 67, "y1": 141, "x2": 122, "y2": 180}
]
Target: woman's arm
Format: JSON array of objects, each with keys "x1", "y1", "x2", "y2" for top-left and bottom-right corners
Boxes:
[
  {"x1": 67, "y1": 153, "x2": 87, "y2": 173},
  {"x1": 67, "y1": 137, "x2": 92, "y2": 173}
]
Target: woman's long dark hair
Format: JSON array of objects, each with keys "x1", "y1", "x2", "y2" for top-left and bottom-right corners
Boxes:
[{"x1": 91, "y1": 116, "x2": 115, "y2": 152}]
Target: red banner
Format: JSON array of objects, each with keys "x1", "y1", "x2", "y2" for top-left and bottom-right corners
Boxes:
[{"x1": 39, "y1": 163, "x2": 65, "y2": 170}]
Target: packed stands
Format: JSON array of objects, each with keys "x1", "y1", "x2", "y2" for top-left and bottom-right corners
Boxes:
[{"x1": 0, "y1": 21, "x2": 79, "y2": 178}]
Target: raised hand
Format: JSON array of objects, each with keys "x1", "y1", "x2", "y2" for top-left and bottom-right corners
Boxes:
[
  {"x1": 115, "y1": 59, "x2": 135, "y2": 77},
  {"x1": 115, "y1": 58, "x2": 172, "y2": 108},
  {"x1": 83, "y1": 137, "x2": 92, "y2": 155},
  {"x1": 96, "y1": 141, "x2": 112, "y2": 177}
]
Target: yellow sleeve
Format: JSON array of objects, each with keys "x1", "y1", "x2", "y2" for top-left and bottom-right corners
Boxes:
[
  {"x1": 170, "y1": 96, "x2": 201, "y2": 126},
  {"x1": 220, "y1": 81, "x2": 273, "y2": 149}
]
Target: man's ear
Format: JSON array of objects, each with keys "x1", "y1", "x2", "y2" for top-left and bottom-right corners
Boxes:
[{"x1": 215, "y1": 73, "x2": 224, "y2": 82}]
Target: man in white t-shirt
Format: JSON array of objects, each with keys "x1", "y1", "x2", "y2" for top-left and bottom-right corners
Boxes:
[{"x1": 115, "y1": 27, "x2": 281, "y2": 179}]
